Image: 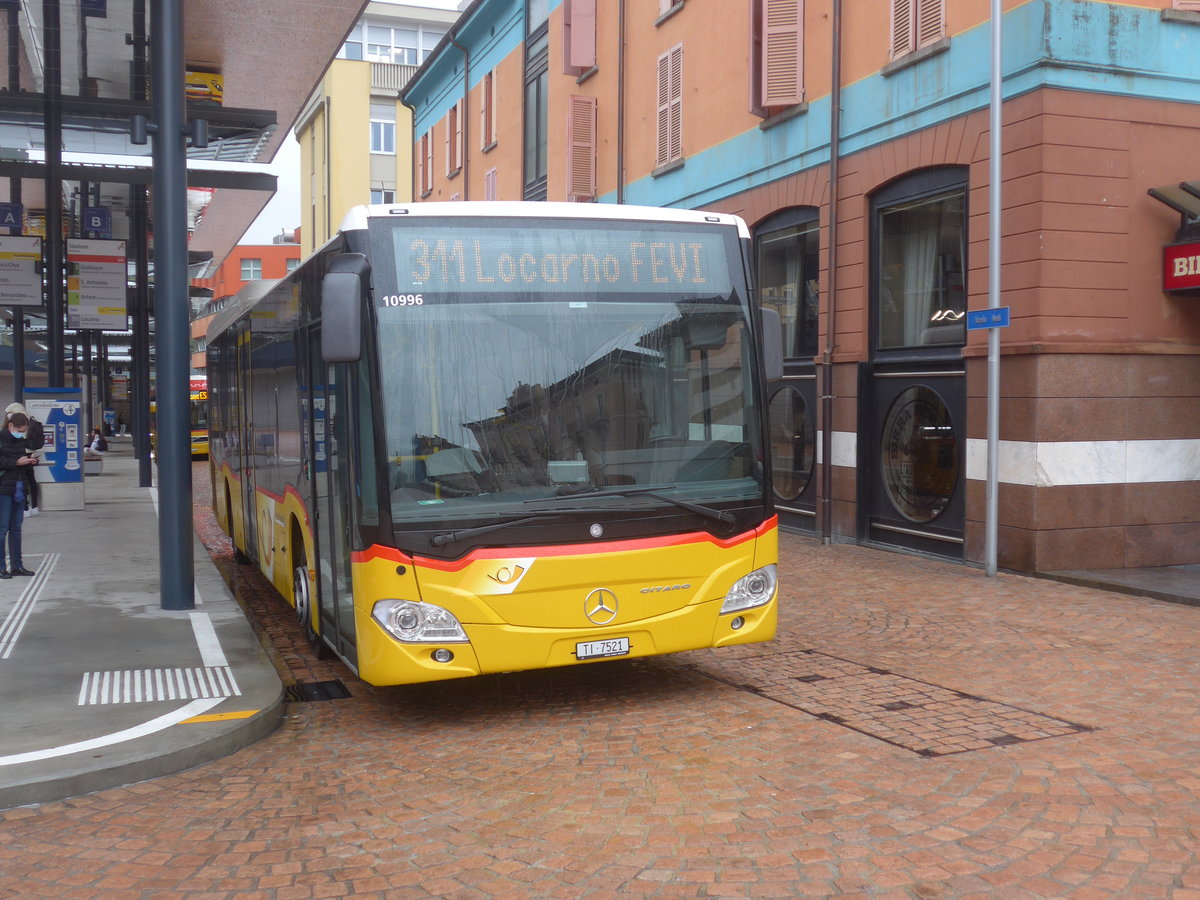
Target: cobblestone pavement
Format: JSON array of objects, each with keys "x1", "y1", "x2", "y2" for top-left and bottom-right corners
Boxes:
[{"x1": 2, "y1": 465, "x2": 1199, "y2": 898}]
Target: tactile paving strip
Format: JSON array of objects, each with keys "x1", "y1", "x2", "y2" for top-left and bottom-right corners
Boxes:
[{"x1": 692, "y1": 649, "x2": 1093, "y2": 757}]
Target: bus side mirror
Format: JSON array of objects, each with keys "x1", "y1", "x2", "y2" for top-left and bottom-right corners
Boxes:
[
  {"x1": 322, "y1": 254, "x2": 370, "y2": 362},
  {"x1": 760, "y1": 307, "x2": 783, "y2": 382}
]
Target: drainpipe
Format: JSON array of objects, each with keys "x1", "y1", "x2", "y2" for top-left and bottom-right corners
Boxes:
[
  {"x1": 821, "y1": 0, "x2": 842, "y2": 544},
  {"x1": 324, "y1": 97, "x2": 331, "y2": 241},
  {"x1": 449, "y1": 36, "x2": 469, "y2": 199},
  {"x1": 616, "y1": 0, "x2": 626, "y2": 203}
]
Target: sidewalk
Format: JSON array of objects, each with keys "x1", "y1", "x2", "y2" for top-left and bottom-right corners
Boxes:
[{"x1": 0, "y1": 436, "x2": 284, "y2": 809}]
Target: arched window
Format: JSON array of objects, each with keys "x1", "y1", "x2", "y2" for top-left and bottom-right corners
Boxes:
[
  {"x1": 754, "y1": 207, "x2": 820, "y2": 363},
  {"x1": 872, "y1": 168, "x2": 967, "y2": 354}
]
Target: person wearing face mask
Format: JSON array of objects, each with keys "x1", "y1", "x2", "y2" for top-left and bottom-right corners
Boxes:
[
  {"x1": 0, "y1": 411, "x2": 38, "y2": 578},
  {"x1": 4, "y1": 402, "x2": 41, "y2": 515}
]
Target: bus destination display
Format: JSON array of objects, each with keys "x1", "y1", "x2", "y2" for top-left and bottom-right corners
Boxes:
[{"x1": 390, "y1": 224, "x2": 733, "y2": 299}]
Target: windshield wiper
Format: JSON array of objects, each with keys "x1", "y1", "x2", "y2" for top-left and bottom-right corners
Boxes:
[
  {"x1": 527, "y1": 485, "x2": 736, "y2": 527},
  {"x1": 429, "y1": 508, "x2": 617, "y2": 548}
]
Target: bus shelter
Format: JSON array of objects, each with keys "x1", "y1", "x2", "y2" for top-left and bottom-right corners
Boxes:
[{"x1": 0, "y1": 0, "x2": 364, "y2": 609}]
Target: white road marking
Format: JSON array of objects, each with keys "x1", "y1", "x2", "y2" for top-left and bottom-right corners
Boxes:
[
  {"x1": 0, "y1": 698, "x2": 224, "y2": 767},
  {"x1": 0, "y1": 554, "x2": 60, "y2": 659}
]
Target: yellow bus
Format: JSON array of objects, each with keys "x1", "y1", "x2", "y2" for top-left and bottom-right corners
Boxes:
[
  {"x1": 206, "y1": 203, "x2": 781, "y2": 686},
  {"x1": 189, "y1": 377, "x2": 209, "y2": 457}
]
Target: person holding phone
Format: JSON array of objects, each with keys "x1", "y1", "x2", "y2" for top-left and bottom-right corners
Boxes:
[{"x1": 0, "y1": 411, "x2": 39, "y2": 578}]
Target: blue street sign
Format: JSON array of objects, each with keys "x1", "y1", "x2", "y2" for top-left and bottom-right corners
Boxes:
[
  {"x1": 0, "y1": 202, "x2": 22, "y2": 230},
  {"x1": 966, "y1": 307, "x2": 1011, "y2": 330},
  {"x1": 83, "y1": 206, "x2": 112, "y2": 238}
]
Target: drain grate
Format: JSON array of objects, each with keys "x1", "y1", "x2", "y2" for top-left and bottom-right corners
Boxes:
[
  {"x1": 693, "y1": 649, "x2": 1093, "y2": 757},
  {"x1": 286, "y1": 680, "x2": 352, "y2": 702}
]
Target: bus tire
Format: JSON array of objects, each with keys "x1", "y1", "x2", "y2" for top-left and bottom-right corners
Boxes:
[
  {"x1": 293, "y1": 563, "x2": 332, "y2": 659},
  {"x1": 226, "y1": 489, "x2": 251, "y2": 565}
]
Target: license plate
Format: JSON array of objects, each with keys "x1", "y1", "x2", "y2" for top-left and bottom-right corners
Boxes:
[{"x1": 575, "y1": 637, "x2": 630, "y2": 660}]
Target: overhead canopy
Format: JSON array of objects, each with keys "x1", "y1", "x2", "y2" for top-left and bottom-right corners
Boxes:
[
  {"x1": 1148, "y1": 181, "x2": 1200, "y2": 222},
  {"x1": 0, "y1": 0, "x2": 368, "y2": 261}
]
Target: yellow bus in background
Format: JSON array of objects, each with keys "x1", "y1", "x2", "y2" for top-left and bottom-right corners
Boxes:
[
  {"x1": 206, "y1": 203, "x2": 781, "y2": 686},
  {"x1": 189, "y1": 377, "x2": 208, "y2": 457}
]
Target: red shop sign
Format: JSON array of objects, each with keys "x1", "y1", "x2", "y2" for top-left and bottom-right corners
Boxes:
[{"x1": 1163, "y1": 240, "x2": 1200, "y2": 292}]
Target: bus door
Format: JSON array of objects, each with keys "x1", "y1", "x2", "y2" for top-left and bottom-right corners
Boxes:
[
  {"x1": 308, "y1": 328, "x2": 358, "y2": 667},
  {"x1": 236, "y1": 323, "x2": 257, "y2": 558}
]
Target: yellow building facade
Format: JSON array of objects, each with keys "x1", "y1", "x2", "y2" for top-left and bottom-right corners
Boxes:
[{"x1": 295, "y1": 3, "x2": 460, "y2": 257}]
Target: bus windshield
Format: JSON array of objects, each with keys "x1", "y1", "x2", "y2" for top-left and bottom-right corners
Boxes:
[{"x1": 372, "y1": 218, "x2": 764, "y2": 526}]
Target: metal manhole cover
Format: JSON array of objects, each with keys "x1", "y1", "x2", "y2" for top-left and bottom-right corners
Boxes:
[{"x1": 693, "y1": 649, "x2": 1093, "y2": 757}]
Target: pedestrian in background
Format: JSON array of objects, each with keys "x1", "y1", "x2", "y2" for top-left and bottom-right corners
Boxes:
[
  {"x1": 0, "y1": 411, "x2": 39, "y2": 578},
  {"x1": 4, "y1": 402, "x2": 41, "y2": 515},
  {"x1": 88, "y1": 427, "x2": 108, "y2": 454}
]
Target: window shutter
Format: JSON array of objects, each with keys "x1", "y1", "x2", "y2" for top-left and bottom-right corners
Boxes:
[
  {"x1": 565, "y1": 0, "x2": 596, "y2": 73},
  {"x1": 656, "y1": 44, "x2": 683, "y2": 167},
  {"x1": 443, "y1": 113, "x2": 451, "y2": 176},
  {"x1": 426, "y1": 133, "x2": 434, "y2": 192},
  {"x1": 480, "y1": 71, "x2": 495, "y2": 148},
  {"x1": 890, "y1": 0, "x2": 914, "y2": 59},
  {"x1": 417, "y1": 133, "x2": 426, "y2": 194},
  {"x1": 761, "y1": 0, "x2": 803, "y2": 107},
  {"x1": 485, "y1": 167, "x2": 498, "y2": 201},
  {"x1": 566, "y1": 95, "x2": 597, "y2": 201},
  {"x1": 916, "y1": 0, "x2": 943, "y2": 48},
  {"x1": 668, "y1": 44, "x2": 683, "y2": 163},
  {"x1": 453, "y1": 99, "x2": 464, "y2": 172}
]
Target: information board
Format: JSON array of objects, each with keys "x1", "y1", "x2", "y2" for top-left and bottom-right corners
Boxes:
[
  {"x1": 0, "y1": 236, "x2": 43, "y2": 307},
  {"x1": 67, "y1": 239, "x2": 127, "y2": 329}
]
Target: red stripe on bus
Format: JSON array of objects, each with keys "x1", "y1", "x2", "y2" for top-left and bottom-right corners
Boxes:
[{"x1": 352, "y1": 516, "x2": 777, "y2": 572}]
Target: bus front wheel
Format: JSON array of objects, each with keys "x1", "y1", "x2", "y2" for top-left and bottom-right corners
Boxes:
[{"x1": 293, "y1": 564, "x2": 331, "y2": 658}]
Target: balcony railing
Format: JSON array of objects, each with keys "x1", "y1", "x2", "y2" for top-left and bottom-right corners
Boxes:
[{"x1": 372, "y1": 63, "x2": 419, "y2": 94}]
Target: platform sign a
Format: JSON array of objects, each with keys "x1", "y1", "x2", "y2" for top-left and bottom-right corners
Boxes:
[{"x1": 0, "y1": 202, "x2": 23, "y2": 230}]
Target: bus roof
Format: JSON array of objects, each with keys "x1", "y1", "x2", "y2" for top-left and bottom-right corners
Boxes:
[{"x1": 338, "y1": 201, "x2": 751, "y2": 241}]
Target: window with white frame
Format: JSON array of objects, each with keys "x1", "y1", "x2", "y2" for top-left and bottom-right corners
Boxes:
[
  {"x1": 240, "y1": 258, "x2": 262, "y2": 280},
  {"x1": 370, "y1": 188, "x2": 396, "y2": 204},
  {"x1": 655, "y1": 44, "x2": 683, "y2": 168},
  {"x1": 370, "y1": 103, "x2": 396, "y2": 154},
  {"x1": 285, "y1": 258, "x2": 299, "y2": 274},
  {"x1": 890, "y1": 0, "x2": 944, "y2": 60},
  {"x1": 340, "y1": 20, "x2": 447, "y2": 65}
]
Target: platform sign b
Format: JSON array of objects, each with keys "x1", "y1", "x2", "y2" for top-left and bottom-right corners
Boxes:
[{"x1": 83, "y1": 207, "x2": 112, "y2": 238}]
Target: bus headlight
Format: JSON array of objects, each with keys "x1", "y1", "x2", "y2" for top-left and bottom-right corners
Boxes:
[
  {"x1": 720, "y1": 564, "x2": 777, "y2": 614},
  {"x1": 371, "y1": 599, "x2": 469, "y2": 643}
]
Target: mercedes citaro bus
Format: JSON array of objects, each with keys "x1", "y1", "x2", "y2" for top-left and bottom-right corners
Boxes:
[{"x1": 207, "y1": 202, "x2": 782, "y2": 686}]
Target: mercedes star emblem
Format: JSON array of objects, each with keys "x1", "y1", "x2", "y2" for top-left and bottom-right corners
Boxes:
[{"x1": 584, "y1": 588, "x2": 619, "y2": 625}]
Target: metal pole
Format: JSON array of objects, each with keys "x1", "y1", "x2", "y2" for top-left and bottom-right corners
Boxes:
[
  {"x1": 821, "y1": 0, "x2": 842, "y2": 544},
  {"x1": 985, "y1": 0, "x2": 1003, "y2": 576},
  {"x1": 43, "y1": 0, "x2": 65, "y2": 387},
  {"x1": 132, "y1": 185, "x2": 152, "y2": 487},
  {"x1": 151, "y1": 0, "x2": 194, "y2": 610},
  {"x1": 8, "y1": 3, "x2": 24, "y2": 401}
]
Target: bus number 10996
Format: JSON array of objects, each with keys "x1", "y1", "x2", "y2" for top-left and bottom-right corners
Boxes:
[{"x1": 382, "y1": 294, "x2": 424, "y2": 307}]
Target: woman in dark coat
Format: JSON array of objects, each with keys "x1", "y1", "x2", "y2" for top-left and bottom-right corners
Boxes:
[{"x1": 0, "y1": 412, "x2": 39, "y2": 578}]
